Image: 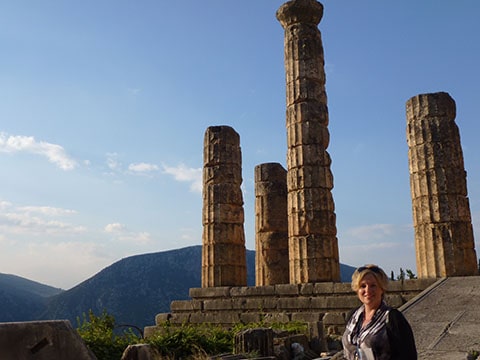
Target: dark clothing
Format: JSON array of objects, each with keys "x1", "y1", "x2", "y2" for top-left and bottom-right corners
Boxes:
[{"x1": 342, "y1": 302, "x2": 417, "y2": 360}]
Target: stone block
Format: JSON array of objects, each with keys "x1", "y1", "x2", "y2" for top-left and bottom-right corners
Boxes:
[
  {"x1": 262, "y1": 312, "x2": 291, "y2": 324},
  {"x1": 170, "y1": 300, "x2": 203, "y2": 312},
  {"x1": 326, "y1": 296, "x2": 360, "y2": 309},
  {"x1": 0, "y1": 320, "x2": 95, "y2": 360},
  {"x1": 313, "y1": 282, "x2": 335, "y2": 294},
  {"x1": 143, "y1": 326, "x2": 159, "y2": 339},
  {"x1": 310, "y1": 296, "x2": 328, "y2": 309},
  {"x1": 332, "y1": 282, "x2": 352, "y2": 294},
  {"x1": 170, "y1": 313, "x2": 191, "y2": 325},
  {"x1": 230, "y1": 285, "x2": 276, "y2": 297},
  {"x1": 402, "y1": 278, "x2": 437, "y2": 291},
  {"x1": 154, "y1": 313, "x2": 171, "y2": 325},
  {"x1": 262, "y1": 297, "x2": 279, "y2": 311},
  {"x1": 275, "y1": 283, "x2": 300, "y2": 295},
  {"x1": 300, "y1": 283, "x2": 314, "y2": 295},
  {"x1": 291, "y1": 312, "x2": 322, "y2": 323},
  {"x1": 322, "y1": 312, "x2": 346, "y2": 326},
  {"x1": 189, "y1": 286, "x2": 231, "y2": 299},
  {"x1": 278, "y1": 296, "x2": 311, "y2": 309},
  {"x1": 239, "y1": 312, "x2": 262, "y2": 324},
  {"x1": 204, "y1": 299, "x2": 234, "y2": 311}
]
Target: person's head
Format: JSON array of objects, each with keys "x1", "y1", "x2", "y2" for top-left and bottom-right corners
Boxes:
[
  {"x1": 351, "y1": 264, "x2": 389, "y2": 308},
  {"x1": 351, "y1": 264, "x2": 389, "y2": 292}
]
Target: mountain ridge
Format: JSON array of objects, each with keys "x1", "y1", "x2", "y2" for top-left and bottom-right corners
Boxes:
[{"x1": 1, "y1": 246, "x2": 355, "y2": 329}]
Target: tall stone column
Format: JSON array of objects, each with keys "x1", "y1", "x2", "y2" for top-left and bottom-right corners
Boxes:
[
  {"x1": 202, "y1": 126, "x2": 247, "y2": 287},
  {"x1": 276, "y1": 0, "x2": 340, "y2": 283},
  {"x1": 255, "y1": 163, "x2": 289, "y2": 286},
  {"x1": 406, "y1": 92, "x2": 478, "y2": 278}
]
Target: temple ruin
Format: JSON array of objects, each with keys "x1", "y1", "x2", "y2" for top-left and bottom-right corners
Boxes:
[
  {"x1": 276, "y1": 0, "x2": 340, "y2": 283},
  {"x1": 406, "y1": 92, "x2": 478, "y2": 278},
  {"x1": 148, "y1": 0, "x2": 478, "y2": 353},
  {"x1": 202, "y1": 125, "x2": 247, "y2": 287},
  {"x1": 254, "y1": 163, "x2": 289, "y2": 286}
]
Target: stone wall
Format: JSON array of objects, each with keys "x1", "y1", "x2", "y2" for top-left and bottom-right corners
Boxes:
[{"x1": 145, "y1": 278, "x2": 437, "y2": 340}]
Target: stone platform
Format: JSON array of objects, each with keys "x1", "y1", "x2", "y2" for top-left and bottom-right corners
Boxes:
[{"x1": 145, "y1": 278, "x2": 436, "y2": 339}]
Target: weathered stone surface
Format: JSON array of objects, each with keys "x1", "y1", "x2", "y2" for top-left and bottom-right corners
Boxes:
[
  {"x1": 202, "y1": 126, "x2": 247, "y2": 287},
  {"x1": 406, "y1": 92, "x2": 477, "y2": 278},
  {"x1": 121, "y1": 344, "x2": 161, "y2": 360},
  {"x1": 235, "y1": 328, "x2": 274, "y2": 357},
  {"x1": 255, "y1": 163, "x2": 289, "y2": 286},
  {"x1": 277, "y1": 0, "x2": 340, "y2": 284},
  {"x1": 0, "y1": 320, "x2": 96, "y2": 360}
]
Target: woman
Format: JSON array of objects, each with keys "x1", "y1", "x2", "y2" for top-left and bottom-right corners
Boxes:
[{"x1": 341, "y1": 264, "x2": 417, "y2": 360}]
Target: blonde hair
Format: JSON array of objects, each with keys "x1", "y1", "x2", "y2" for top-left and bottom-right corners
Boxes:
[{"x1": 351, "y1": 264, "x2": 389, "y2": 292}]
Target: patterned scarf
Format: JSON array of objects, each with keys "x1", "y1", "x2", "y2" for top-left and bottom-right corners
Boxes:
[{"x1": 346, "y1": 301, "x2": 390, "y2": 347}]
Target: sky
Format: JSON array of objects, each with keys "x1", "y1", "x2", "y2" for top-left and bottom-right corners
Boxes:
[{"x1": 0, "y1": 1, "x2": 479, "y2": 290}]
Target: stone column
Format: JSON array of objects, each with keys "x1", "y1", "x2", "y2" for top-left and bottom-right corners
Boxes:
[
  {"x1": 255, "y1": 163, "x2": 289, "y2": 286},
  {"x1": 276, "y1": 0, "x2": 340, "y2": 283},
  {"x1": 202, "y1": 126, "x2": 247, "y2": 287},
  {"x1": 406, "y1": 92, "x2": 478, "y2": 278}
]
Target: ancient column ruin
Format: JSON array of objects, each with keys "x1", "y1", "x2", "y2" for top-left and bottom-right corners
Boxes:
[
  {"x1": 406, "y1": 92, "x2": 478, "y2": 278},
  {"x1": 254, "y1": 163, "x2": 289, "y2": 286},
  {"x1": 202, "y1": 126, "x2": 247, "y2": 287},
  {"x1": 276, "y1": 0, "x2": 340, "y2": 283}
]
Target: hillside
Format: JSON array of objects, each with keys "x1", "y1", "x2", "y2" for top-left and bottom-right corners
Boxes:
[
  {"x1": 0, "y1": 273, "x2": 63, "y2": 322},
  {"x1": 40, "y1": 246, "x2": 256, "y2": 329},
  {"x1": 1, "y1": 246, "x2": 355, "y2": 330}
]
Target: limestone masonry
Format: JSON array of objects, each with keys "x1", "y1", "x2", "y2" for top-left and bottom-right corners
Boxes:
[
  {"x1": 202, "y1": 126, "x2": 247, "y2": 287},
  {"x1": 255, "y1": 163, "x2": 289, "y2": 286},
  {"x1": 406, "y1": 92, "x2": 478, "y2": 278},
  {"x1": 276, "y1": 0, "x2": 340, "y2": 283}
]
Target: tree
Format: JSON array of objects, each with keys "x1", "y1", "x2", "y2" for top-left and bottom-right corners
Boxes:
[
  {"x1": 406, "y1": 269, "x2": 417, "y2": 279},
  {"x1": 396, "y1": 268, "x2": 405, "y2": 281}
]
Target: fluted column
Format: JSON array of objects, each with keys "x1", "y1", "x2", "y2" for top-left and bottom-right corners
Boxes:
[
  {"x1": 201, "y1": 126, "x2": 247, "y2": 287},
  {"x1": 406, "y1": 92, "x2": 478, "y2": 278},
  {"x1": 255, "y1": 163, "x2": 289, "y2": 286},
  {"x1": 276, "y1": 0, "x2": 340, "y2": 283}
]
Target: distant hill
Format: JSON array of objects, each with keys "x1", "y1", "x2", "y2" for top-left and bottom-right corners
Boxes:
[
  {"x1": 0, "y1": 273, "x2": 63, "y2": 322},
  {"x1": 39, "y1": 246, "x2": 256, "y2": 329},
  {"x1": 1, "y1": 246, "x2": 356, "y2": 330}
]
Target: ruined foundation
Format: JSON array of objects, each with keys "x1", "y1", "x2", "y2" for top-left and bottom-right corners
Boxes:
[{"x1": 406, "y1": 92, "x2": 478, "y2": 278}]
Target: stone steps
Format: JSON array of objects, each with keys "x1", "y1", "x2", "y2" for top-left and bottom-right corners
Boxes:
[{"x1": 144, "y1": 278, "x2": 436, "y2": 338}]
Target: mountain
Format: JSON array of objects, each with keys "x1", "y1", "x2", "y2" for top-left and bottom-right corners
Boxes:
[
  {"x1": 0, "y1": 273, "x2": 63, "y2": 322},
  {"x1": 40, "y1": 246, "x2": 256, "y2": 330},
  {"x1": 1, "y1": 246, "x2": 356, "y2": 330}
]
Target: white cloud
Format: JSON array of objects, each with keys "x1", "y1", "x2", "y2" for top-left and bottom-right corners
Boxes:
[
  {"x1": 104, "y1": 222, "x2": 151, "y2": 244},
  {"x1": 106, "y1": 152, "x2": 121, "y2": 171},
  {"x1": 128, "y1": 162, "x2": 159, "y2": 173},
  {"x1": 104, "y1": 222, "x2": 126, "y2": 233},
  {"x1": 162, "y1": 163, "x2": 202, "y2": 193},
  {"x1": 0, "y1": 201, "x2": 85, "y2": 235},
  {"x1": 0, "y1": 132, "x2": 77, "y2": 170},
  {"x1": 344, "y1": 223, "x2": 410, "y2": 241}
]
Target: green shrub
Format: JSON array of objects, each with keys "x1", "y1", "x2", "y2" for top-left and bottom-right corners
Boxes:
[{"x1": 77, "y1": 310, "x2": 140, "y2": 360}]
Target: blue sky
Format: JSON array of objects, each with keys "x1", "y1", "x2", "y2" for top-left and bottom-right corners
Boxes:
[{"x1": 0, "y1": 1, "x2": 479, "y2": 289}]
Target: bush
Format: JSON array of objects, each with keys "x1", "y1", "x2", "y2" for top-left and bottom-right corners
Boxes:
[{"x1": 77, "y1": 310, "x2": 140, "y2": 360}]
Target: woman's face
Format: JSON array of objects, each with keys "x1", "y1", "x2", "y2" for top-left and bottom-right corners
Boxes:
[{"x1": 357, "y1": 272, "x2": 384, "y2": 309}]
